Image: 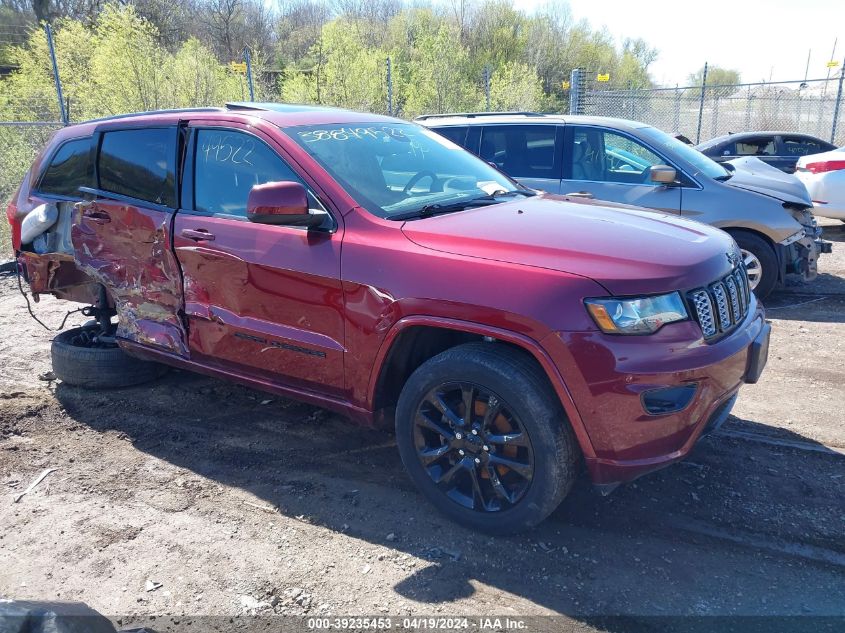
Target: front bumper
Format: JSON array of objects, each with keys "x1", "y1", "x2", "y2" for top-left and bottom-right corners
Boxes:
[
  {"x1": 780, "y1": 233, "x2": 831, "y2": 282},
  {"x1": 542, "y1": 301, "x2": 768, "y2": 487}
]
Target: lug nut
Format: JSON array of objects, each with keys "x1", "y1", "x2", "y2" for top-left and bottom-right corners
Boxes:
[
  {"x1": 458, "y1": 449, "x2": 465, "y2": 456},
  {"x1": 455, "y1": 432, "x2": 462, "y2": 440},
  {"x1": 471, "y1": 429, "x2": 478, "y2": 435},
  {"x1": 483, "y1": 445, "x2": 489, "y2": 451},
  {"x1": 474, "y1": 458, "x2": 481, "y2": 464}
]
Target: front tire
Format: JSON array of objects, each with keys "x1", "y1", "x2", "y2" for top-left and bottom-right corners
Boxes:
[
  {"x1": 395, "y1": 342, "x2": 579, "y2": 534},
  {"x1": 731, "y1": 232, "x2": 778, "y2": 299}
]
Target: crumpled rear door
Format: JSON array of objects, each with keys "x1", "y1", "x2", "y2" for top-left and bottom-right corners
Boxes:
[{"x1": 72, "y1": 197, "x2": 188, "y2": 356}]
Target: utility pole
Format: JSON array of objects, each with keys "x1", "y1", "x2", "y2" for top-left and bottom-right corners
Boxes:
[
  {"x1": 45, "y1": 24, "x2": 68, "y2": 125},
  {"x1": 804, "y1": 48, "x2": 812, "y2": 82},
  {"x1": 244, "y1": 47, "x2": 255, "y2": 102},
  {"x1": 831, "y1": 57, "x2": 845, "y2": 144},
  {"x1": 484, "y1": 66, "x2": 491, "y2": 111},
  {"x1": 695, "y1": 62, "x2": 708, "y2": 144},
  {"x1": 386, "y1": 57, "x2": 393, "y2": 116}
]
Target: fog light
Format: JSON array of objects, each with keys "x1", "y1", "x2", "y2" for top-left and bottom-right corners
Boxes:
[{"x1": 641, "y1": 383, "x2": 698, "y2": 415}]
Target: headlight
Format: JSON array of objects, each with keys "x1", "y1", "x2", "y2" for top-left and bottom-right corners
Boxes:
[{"x1": 585, "y1": 292, "x2": 688, "y2": 335}]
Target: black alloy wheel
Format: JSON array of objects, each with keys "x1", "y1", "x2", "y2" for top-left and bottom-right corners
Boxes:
[
  {"x1": 395, "y1": 342, "x2": 579, "y2": 534},
  {"x1": 413, "y1": 381, "x2": 534, "y2": 512}
]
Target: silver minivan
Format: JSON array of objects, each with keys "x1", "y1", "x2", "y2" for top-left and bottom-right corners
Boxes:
[{"x1": 420, "y1": 113, "x2": 831, "y2": 298}]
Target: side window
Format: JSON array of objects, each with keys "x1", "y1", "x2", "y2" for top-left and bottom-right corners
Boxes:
[
  {"x1": 479, "y1": 125, "x2": 557, "y2": 179},
  {"x1": 194, "y1": 129, "x2": 309, "y2": 218},
  {"x1": 735, "y1": 137, "x2": 777, "y2": 156},
  {"x1": 432, "y1": 126, "x2": 469, "y2": 148},
  {"x1": 38, "y1": 138, "x2": 92, "y2": 197},
  {"x1": 571, "y1": 128, "x2": 664, "y2": 184},
  {"x1": 98, "y1": 128, "x2": 176, "y2": 207},
  {"x1": 782, "y1": 136, "x2": 823, "y2": 157}
]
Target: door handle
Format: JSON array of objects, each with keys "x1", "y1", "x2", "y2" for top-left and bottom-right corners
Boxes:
[
  {"x1": 82, "y1": 209, "x2": 111, "y2": 224},
  {"x1": 564, "y1": 191, "x2": 594, "y2": 199},
  {"x1": 181, "y1": 228, "x2": 216, "y2": 242}
]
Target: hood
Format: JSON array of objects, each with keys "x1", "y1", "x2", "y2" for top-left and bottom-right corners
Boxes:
[
  {"x1": 401, "y1": 195, "x2": 739, "y2": 296},
  {"x1": 725, "y1": 157, "x2": 813, "y2": 207}
]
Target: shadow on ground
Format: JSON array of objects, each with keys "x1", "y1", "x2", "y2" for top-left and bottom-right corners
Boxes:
[
  {"x1": 51, "y1": 368, "x2": 845, "y2": 625},
  {"x1": 820, "y1": 223, "x2": 845, "y2": 243},
  {"x1": 763, "y1": 288, "x2": 845, "y2": 323}
]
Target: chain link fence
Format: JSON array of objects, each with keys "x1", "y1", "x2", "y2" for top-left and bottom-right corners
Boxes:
[{"x1": 578, "y1": 74, "x2": 845, "y2": 146}]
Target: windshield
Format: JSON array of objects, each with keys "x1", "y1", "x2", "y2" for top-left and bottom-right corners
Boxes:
[
  {"x1": 638, "y1": 126, "x2": 730, "y2": 180},
  {"x1": 286, "y1": 122, "x2": 520, "y2": 218}
]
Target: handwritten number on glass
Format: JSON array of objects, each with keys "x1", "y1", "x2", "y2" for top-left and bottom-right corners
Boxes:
[{"x1": 201, "y1": 134, "x2": 255, "y2": 166}]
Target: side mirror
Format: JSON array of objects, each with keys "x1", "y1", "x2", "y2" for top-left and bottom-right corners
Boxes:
[
  {"x1": 247, "y1": 181, "x2": 324, "y2": 228},
  {"x1": 649, "y1": 165, "x2": 677, "y2": 184}
]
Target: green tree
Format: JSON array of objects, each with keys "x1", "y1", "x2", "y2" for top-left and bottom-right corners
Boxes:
[
  {"x1": 688, "y1": 64, "x2": 741, "y2": 97},
  {"x1": 489, "y1": 61, "x2": 545, "y2": 111},
  {"x1": 281, "y1": 18, "x2": 387, "y2": 112}
]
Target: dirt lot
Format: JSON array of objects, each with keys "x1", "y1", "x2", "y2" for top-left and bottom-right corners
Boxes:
[{"x1": 1, "y1": 220, "x2": 844, "y2": 630}]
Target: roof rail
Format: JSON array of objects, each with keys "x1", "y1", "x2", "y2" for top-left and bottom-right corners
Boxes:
[
  {"x1": 82, "y1": 107, "x2": 222, "y2": 124},
  {"x1": 415, "y1": 111, "x2": 544, "y2": 121}
]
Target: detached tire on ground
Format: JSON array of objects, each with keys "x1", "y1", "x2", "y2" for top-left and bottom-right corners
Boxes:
[
  {"x1": 395, "y1": 342, "x2": 580, "y2": 534},
  {"x1": 51, "y1": 326, "x2": 167, "y2": 389},
  {"x1": 731, "y1": 231, "x2": 778, "y2": 299}
]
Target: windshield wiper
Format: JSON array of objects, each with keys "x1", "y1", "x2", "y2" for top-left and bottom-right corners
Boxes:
[
  {"x1": 389, "y1": 190, "x2": 533, "y2": 221},
  {"x1": 714, "y1": 173, "x2": 733, "y2": 181},
  {"x1": 491, "y1": 188, "x2": 536, "y2": 198}
]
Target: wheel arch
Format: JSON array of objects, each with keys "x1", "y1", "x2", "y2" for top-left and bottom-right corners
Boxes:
[
  {"x1": 367, "y1": 316, "x2": 595, "y2": 459},
  {"x1": 720, "y1": 226, "x2": 783, "y2": 282}
]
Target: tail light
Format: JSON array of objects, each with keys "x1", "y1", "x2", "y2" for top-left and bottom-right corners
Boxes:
[
  {"x1": 803, "y1": 160, "x2": 845, "y2": 174},
  {"x1": 6, "y1": 199, "x2": 21, "y2": 251}
]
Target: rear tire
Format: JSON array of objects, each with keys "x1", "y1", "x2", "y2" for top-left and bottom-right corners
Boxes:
[
  {"x1": 395, "y1": 342, "x2": 579, "y2": 534},
  {"x1": 731, "y1": 232, "x2": 778, "y2": 299},
  {"x1": 51, "y1": 326, "x2": 167, "y2": 389}
]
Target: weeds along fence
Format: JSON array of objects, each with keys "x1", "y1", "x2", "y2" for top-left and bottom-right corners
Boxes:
[
  {"x1": 573, "y1": 68, "x2": 845, "y2": 145},
  {"x1": 4, "y1": 28, "x2": 845, "y2": 213}
]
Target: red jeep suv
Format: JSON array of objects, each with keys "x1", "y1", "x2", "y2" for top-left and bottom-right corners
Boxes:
[{"x1": 7, "y1": 103, "x2": 770, "y2": 533}]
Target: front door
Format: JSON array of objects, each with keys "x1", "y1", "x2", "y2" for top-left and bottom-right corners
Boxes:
[
  {"x1": 172, "y1": 123, "x2": 346, "y2": 395},
  {"x1": 72, "y1": 126, "x2": 188, "y2": 356},
  {"x1": 561, "y1": 126, "x2": 682, "y2": 213}
]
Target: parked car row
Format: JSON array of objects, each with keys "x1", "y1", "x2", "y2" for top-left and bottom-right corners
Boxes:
[
  {"x1": 418, "y1": 113, "x2": 832, "y2": 298},
  {"x1": 4, "y1": 103, "x2": 795, "y2": 534},
  {"x1": 695, "y1": 131, "x2": 836, "y2": 174}
]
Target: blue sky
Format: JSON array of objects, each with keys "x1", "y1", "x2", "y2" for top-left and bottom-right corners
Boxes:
[{"x1": 515, "y1": 0, "x2": 845, "y2": 86}]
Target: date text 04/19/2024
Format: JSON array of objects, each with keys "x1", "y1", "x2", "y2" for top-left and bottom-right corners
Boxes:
[{"x1": 306, "y1": 617, "x2": 528, "y2": 630}]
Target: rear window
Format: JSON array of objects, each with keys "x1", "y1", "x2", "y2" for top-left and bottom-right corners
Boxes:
[
  {"x1": 782, "y1": 136, "x2": 832, "y2": 156},
  {"x1": 98, "y1": 128, "x2": 177, "y2": 207},
  {"x1": 479, "y1": 125, "x2": 558, "y2": 179},
  {"x1": 38, "y1": 137, "x2": 92, "y2": 197}
]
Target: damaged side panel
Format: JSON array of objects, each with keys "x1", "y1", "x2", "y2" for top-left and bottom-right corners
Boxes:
[
  {"x1": 18, "y1": 251, "x2": 101, "y2": 304},
  {"x1": 71, "y1": 199, "x2": 188, "y2": 356}
]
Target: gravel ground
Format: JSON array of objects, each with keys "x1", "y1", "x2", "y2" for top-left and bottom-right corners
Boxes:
[{"x1": 1, "y1": 220, "x2": 844, "y2": 631}]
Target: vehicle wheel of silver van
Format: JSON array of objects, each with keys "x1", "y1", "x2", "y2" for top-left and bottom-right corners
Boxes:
[
  {"x1": 395, "y1": 342, "x2": 580, "y2": 534},
  {"x1": 731, "y1": 232, "x2": 778, "y2": 299},
  {"x1": 741, "y1": 249, "x2": 763, "y2": 290}
]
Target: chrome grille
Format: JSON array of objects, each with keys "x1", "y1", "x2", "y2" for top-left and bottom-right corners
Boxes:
[
  {"x1": 712, "y1": 283, "x2": 731, "y2": 330},
  {"x1": 725, "y1": 276, "x2": 740, "y2": 321},
  {"x1": 690, "y1": 290, "x2": 716, "y2": 338},
  {"x1": 688, "y1": 266, "x2": 751, "y2": 340},
  {"x1": 733, "y1": 269, "x2": 747, "y2": 314}
]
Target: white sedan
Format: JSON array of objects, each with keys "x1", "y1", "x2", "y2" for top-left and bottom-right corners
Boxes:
[{"x1": 795, "y1": 147, "x2": 845, "y2": 221}]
